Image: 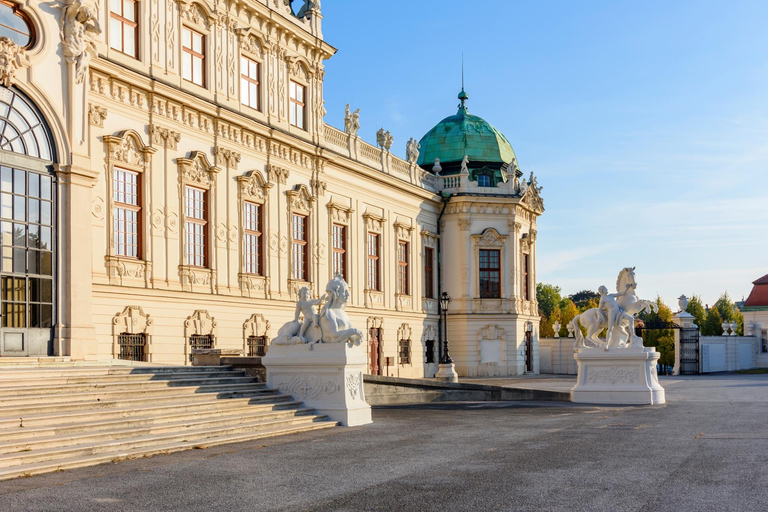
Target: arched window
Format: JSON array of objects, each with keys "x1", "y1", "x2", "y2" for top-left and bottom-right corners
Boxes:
[
  {"x1": 0, "y1": 1, "x2": 34, "y2": 48},
  {"x1": 0, "y1": 88, "x2": 53, "y2": 161}
]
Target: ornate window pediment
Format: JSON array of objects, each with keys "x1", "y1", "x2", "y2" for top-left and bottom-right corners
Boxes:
[
  {"x1": 178, "y1": 0, "x2": 213, "y2": 30},
  {"x1": 473, "y1": 228, "x2": 507, "y2": 248},
  {"x1": 394, "y1": 218, "x2": 414, "y2": 241},
  {"x1": 327, "y1": 200, "x2": 353, "y2": 225},
  {"x1": 236, "y1": 27, "x2": 266, "y2": 57},
  {"x1": 286, "y1": 184, "x2": 314, "y2": 213},
  {"x1": 178, "y1": 150, "x2": 219, "y2": 187},
  {"x1": 363, "y1": 212, "x2": 385, "y2": 233},
  {"x1": 104, "y1": 130, "x2": 155, "y2": 170},
  {"x1": 238, "y1": 170, "x2": 269, "y2": 202},
  {"x1": 112, "y1": 306, "x2": 153, "y2": 335},
  {"x1": 243, "y1": 313, "x2": 270, "y2": 338},
  {"x1": 286, "y1": 56, "x2": 313, "y2": 82},
  {"x1": 184, "y1": 309, "x2": 217, "y2": 336}
]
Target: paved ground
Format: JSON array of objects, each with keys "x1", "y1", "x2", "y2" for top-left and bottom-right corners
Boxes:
[{"x1": 2, "y1": 373, "x2": 768, "y2": 511}]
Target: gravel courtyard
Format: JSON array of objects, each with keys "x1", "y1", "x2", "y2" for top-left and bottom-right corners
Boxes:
[{"x1": 2, "y1": 373, "x2": 767, "y2": 512}]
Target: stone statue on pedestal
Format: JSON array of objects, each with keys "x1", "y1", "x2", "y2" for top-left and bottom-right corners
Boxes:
[
  {"x1": 273, "y1": 275, "x2": 363, "y2": 346},
  {"x1": 344, "y1": 105, "x2": 360, "y2": 136},
  {"x1": 569, "y1": 267, "x2": 657, "y2": 351}
]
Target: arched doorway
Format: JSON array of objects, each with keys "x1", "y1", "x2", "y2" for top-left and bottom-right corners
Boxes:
[{"x1": 0, "y1": 87, "x2": 56, "y2": 356}]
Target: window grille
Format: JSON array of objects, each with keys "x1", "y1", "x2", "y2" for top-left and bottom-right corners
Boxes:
[
  {"x1": 117, "y1": 333, "x2": 146, "y2": 362},
  {"x1": 399, "y1": 338, "x2": 411, "y2": 365},
  {"x1": 425, "y1": 339, "x2": 435, "y2": 364},
  {"x1": 189, "y1": 334, "x2": 214, "y2": 361},
  {"x1": 247, "y1": 335, "x2": 267, "y2": 357}
]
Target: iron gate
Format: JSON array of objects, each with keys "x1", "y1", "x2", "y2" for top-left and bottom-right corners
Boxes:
[
  {"x1": 636, "y1": 319, "x2": 700, "y2": 375},
  {"x1": 117, "y1": 333, "x2": 146, "y2": 362},
  {"x1": 679, "y1": 327, "x2": 700, "y2": 375}
]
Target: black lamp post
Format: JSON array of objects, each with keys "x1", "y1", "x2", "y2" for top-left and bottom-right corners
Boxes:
[{"x1": 439, "y1": 292, "x2": 452, "y2": 365}]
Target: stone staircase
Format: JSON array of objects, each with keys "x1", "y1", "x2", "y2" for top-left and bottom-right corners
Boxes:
[{"x1": 0, "y1": 363, "x2": 337, "y2": 480}]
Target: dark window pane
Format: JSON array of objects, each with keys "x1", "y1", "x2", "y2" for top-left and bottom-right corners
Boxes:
[
  {"x1": 2, "y1": 302, "x2": 11, "y2": 327},
  {"x1": 15, "y1": 303, "x2": 25, "y2": 327},
  {"x1": 13, "y1": 169, "x2": 24, "y2": 194},
  {"x1": 40, "y1": 175, "x2": 51, "y2": 200},
  {"x1": 27, "y1": 223, "x2": 39, "y2": 248},
  {"x1": 41, "y1": 278, "x2": 52, "y2": 303},
  {"x1": 40, "y1": 226, "x2": 50, "y2": 250},
  {"x1": 29, "y1": 277, "x2": 40, "y2": 302},
  {"x1": 12, "y1": 247, "x2": 24, "y2": 273},
  {"x1": 41, "y1": 304, "x2": 52, "y2": 327},
  {"x1": 30, "y1": 303, "x2": 39, "y2": 328},
  {"x1": 27, "y1": 249, "x2": 38, "y2": 274},
  {"x1": 28, "y1": 172, "x2": 39, "y2": 198},
  {"x1": 28, "y1": 198, "x2": 39, "y2": 224},
  {"x1": 41, "y1": 251, "x2": 51, "y2": 275},
  {"x1": 13, "y1": 195, "x2": 24, "y2": 220},
  {"x1": 12, "y1": 223, "x2": 23, "y2": 246}
]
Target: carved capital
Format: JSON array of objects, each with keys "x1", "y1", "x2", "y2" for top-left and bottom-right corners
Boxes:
[{"x1": 88, "y1": 104, "x2": 107, "y2": 127}]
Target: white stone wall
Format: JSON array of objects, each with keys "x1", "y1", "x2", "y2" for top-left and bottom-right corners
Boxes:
[
  {"x1": 700, "y1": 336, "x2": 759, "y2": 373},
  {"x1": 539, "y1": 338, "x2": 577, "y2": 375}
]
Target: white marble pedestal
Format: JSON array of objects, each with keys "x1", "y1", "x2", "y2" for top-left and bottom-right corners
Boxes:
[
  {"x1": 435, "y1": 363, "x2": 459, "y2": 383},
  {"x1": 262, "y1": 342, "x2": 372, "y2": 427},
  {"x1": 571, "y1": 347, "x2": 665, "y2": 405}
]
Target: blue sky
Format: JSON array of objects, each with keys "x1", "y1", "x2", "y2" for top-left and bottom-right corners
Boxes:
[{"x1": 319, "y1": 0, "x2": 768, "y2": 307}]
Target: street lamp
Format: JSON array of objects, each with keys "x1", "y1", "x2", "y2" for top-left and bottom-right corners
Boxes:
[
  {"x1": 435, "y1": 291, "x2": 458, "y2": 382},
  {"x1": 439, "y1": 292, "x2": 452, "y2": 364}
]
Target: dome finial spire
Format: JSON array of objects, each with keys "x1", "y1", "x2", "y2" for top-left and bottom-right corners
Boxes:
[{"x1": 458, "y1": 52, "x2": 469, "y2": 111}]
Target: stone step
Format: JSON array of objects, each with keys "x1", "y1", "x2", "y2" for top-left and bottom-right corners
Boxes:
[
  {"x1": 0, "y1": 415, "x2": 333, "y2": 469},
  {"x1": 0, "y1": 388, "x2": 284, "y2": 417},
  {"x1": 0, "y1": 376, "x2": 259, "y2": 397},
  {"x1": 0, "y1": 402, "x2": 313, "y2": 442},
  {"x1": 0, "y1": 365, "x2": 234, "y2": 379},
  {"x1": 0, "y1": 421, "x2": 338, "y2": 481},
  {"x1": 0, "y1": 407, "x2": 321, "y2": 453},
  {"x1": 0, "y1": 396, "x2": 301, "y2": 429},
  {"x1": 0, "y1": 370, "x2": 247, "y2": 387},
  {"x1": 0, "y1": 381, "x2": 267, "y2": 406}
]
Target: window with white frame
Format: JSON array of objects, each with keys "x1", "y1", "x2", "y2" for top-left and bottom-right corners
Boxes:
[
  {"x1": 184, "y1": 186, "x2": 207, "y2": 267},
  {"x1": 109, "y1": 0, "x2": 138, "y2": 58},
  {"x1": 243, "y1": 201, "x2": 262, "y2": 275},
  {"x1": 289, "y1": 80, "x2": 305, "y2": 129},
  {"x1": 292, "y1": 213, "x2": 308, "y2": 281},
  {"x1": 240, "y1": 56, "x2": 260, "y2": 110},
  {"x1": 113, "y1": 167, "x2": 140, "y2": 258},
  {"x1": 182, "y1": 26, "x2": 205, "y2": 86}
]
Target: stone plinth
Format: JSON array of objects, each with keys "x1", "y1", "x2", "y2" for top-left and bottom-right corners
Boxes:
[
  {"x1": 191, "y1": 348, "x2": 243, "y2": 367},
  {"x1": 571, "y1": 347, "x2": 665, "y2": 405},
  {"x1": 435, "y1": 363, "x2": 459, "y2": 383},
  {"x1": 262, "y1": 343, "x2": 372, "y2": 427}
]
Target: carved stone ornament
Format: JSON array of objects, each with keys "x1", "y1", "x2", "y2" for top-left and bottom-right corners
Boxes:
[
  {"x1": 178, "y1": 151, "x2": 219, "y2": 187},
  {"x1": 179, "y1": 1, "x2": 211, "y2": 29},
  {"x1": 61, "y1": 0, "x2": 102, "y2": 84},
  {"x1": 394, "y1": 221, "x2": 413, "y2": 240},
  {"x1": 286, "y1": 184, "x2": 314, "y2": 213},
  {"x1": 214, "y1": 146, "x2": 241, "y2": 170},
  {"x1": 104, "y1": 130, "x2": 156, "y2": 168},
  {"x1": 88, "y1": 104, "x2": 107, "y2": 127},
  {"x1": 149, "y1": 125, "x2": 181, "y2": 150},
  {"x1": 0, "y1": 37, "x2": 24, "y2": 87},
  {"x1": 266, "y1": 164, "x2": 289, "y2": 185},
  {"x1": 243, "y1": 313, "x2": 270, "y2": 338},
  {"x1": 363, "y1": 213, "x2": 384, "y2": 233},
  {"x1": 473, "y1": 228, "x2": 506, "y2": 248},
  {"x1": 184, "y1": 309, "x2": 217, "y2": 336},
  {"x1": 238, "y1": 170, "x2": 269, "y2": 201},
  {"x1": 112, "y1": 306, "x2": 154, "y2": 335},
  {"x1": 327, "y1": 201, "x2": 353, "y2": 224},
  {"x1": 520, "y1": 171, "x2": 544, "y2": 213}
]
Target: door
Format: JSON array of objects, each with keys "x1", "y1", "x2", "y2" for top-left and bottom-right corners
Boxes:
[
  {"x1": 0, "y1": 167, "x2": 55, "y2": 356},
  {"x1": 525, "y1": 331, "x2": 533, "y2": 372},
  {"x1": 369, "y1": 327, "x2": 382, "y2": 376}
]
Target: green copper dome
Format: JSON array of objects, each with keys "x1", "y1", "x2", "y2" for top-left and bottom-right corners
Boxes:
[{"x1": 417, "y1": 90, "x2": 516, "y2": 172}]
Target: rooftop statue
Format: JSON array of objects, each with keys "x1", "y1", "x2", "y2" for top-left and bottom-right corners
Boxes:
[
  {"x1": 344, "y1": 104, "x2": 360, "y2": 136},
  {"x1": 405, "y1": 138, "x2": 421, "y2": 164},
  {"x1": 273, "y1": 275, "x2": 363, "y2": 346},
  {"x1": 569, "y1": 267, "x2": 658, "y2": 351}
]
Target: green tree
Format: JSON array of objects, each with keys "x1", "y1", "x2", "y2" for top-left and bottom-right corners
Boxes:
[
  {"x1": 638, "y1": 297, "x2": 675, "y2": 366},
  {"x1": 701, "y1": 306, "x2": 723, "y2": 336},
  {"x1": 536, "y1": 283, "x2": 563, "y2": 319},
  {"x1": 685, "y1": 295, "x2": 707, "y2": 329},
  {"x1": 559, "y1": 299, "x2": 580, "y2": 337},
  {"x1": 569, "y1": 290, "x2": 599, "y2": 311}
]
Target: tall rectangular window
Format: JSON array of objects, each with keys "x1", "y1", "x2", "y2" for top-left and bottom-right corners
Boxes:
[
  {"x1": 479, "y1": 249, "x2": 501, "y2": 298},
  {"x1": 185, "y1": 186, "x2": 207, "y2": 267},
  {"x1": 289, "y1": 80, "x2": 305, "y2": 129},
  {"x1": 240, "y1": 56, "x2": 260, "y2": 110},
  {"x1": 113, "y1": 167, "x2": 140, "y2": 258},
  {"x1": 109, "y1": 0, "x2": 138, "y2": 58},
  {"x1": 367, "y1": 233, "x2": 379, "y2": 291},
  {"x1": 292, "y1": 213, "x2": 308, "y2": 281},
  {"x1": 243, "y1": 202, "x2": 262, "y2": 275},
  {"x1": 182, "y1": 26, "x2": 205, "y2": 86},
  {"x1": 332, "y1": 224, "x2": 346, "y2": 280},
  {"x1": 424, "y1": 247, "x2": 434, "y2": 299},
  {"x1": 398, "y1": 241, "x2": 409, "y2": 295},
  {"x1": 523, "y1": 253, "x2": 530, "y2": 301}
]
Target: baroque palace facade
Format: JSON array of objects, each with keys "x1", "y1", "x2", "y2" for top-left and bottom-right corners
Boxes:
[{"x1": 0, "y1": 0, "x2": 544, "y2": 377}]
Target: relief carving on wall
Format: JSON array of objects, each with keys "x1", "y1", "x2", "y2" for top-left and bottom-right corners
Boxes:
[
  {"x1": 275, "y1": 374, "x2": 340, "y2": 401},
  {"x1": 88, "y1": 104, "x2": 107, "y2": 127}
]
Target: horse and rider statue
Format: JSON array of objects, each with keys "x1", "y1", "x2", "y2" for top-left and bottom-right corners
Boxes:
[
  {"x1": 569, "y1": 267, "x2": 657, "y2": 351},
  {"x1": 272, "y1": 275, "x2": 363, "y2": 346}
]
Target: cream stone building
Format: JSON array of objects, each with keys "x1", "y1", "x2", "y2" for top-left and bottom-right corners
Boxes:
[{"x1": 0, "y1": 0, "x2": 543, "y2": 377}]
